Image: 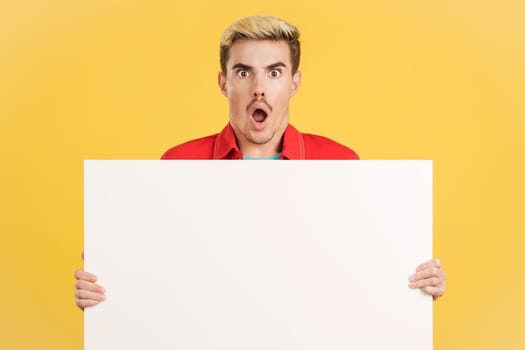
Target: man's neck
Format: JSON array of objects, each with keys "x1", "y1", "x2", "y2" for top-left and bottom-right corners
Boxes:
[{"x1": 240, "y1": 141, "x2": 282, "y2": 158}]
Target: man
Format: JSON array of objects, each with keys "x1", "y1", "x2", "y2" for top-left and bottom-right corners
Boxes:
[{"x1": 75, "y1": 15, "x2": 446, "y2": 309}]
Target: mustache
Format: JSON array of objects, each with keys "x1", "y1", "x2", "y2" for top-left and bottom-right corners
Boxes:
[{"x1": 246, "y1": 99, "x2": 273, "y2": 113}]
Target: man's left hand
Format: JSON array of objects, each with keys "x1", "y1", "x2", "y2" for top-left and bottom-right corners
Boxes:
[{"x1": 409, "y1": 258, "x2": 446, "y2": 300}]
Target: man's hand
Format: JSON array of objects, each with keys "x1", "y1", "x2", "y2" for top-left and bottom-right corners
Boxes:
[
  {"x1": 74, "y1": 269, "x2": 106, "y2": 310},
  {"x1": 408, "y1": 258, "x2": 446, "y2": 300}
]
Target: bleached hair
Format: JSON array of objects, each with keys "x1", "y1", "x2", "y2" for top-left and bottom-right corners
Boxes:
[{"x1": 220, "y1": 15, "x2": 301, "y2": 74}]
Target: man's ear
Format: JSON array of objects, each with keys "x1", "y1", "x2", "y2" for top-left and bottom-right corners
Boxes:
[
  {"x1": 218, "y1": 72, "x2": 227, "y2": 97},
  {"x1": 291, "y1": 71, "x2": 301, "y2": 96}
]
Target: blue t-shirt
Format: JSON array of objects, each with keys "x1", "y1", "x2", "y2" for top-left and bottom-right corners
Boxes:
[{"x1": 243, "y1": 153, "x2": 281, "y2": 160}]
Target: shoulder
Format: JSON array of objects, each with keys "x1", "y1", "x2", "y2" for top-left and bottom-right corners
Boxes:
[
  {"x1": 160, "y1": 134, "x2": 217, "y2": 159},
  {"x1": 302, "y1": 133, "x2": 360, "y2": 160}
]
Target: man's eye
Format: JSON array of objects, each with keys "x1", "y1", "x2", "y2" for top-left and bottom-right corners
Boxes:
[
  {"x1": 269, "y1": 69, "x2": 281, "y2": 78},
  {"x1": 237, "y1": 70, "x2": 249, "y2": 78}
]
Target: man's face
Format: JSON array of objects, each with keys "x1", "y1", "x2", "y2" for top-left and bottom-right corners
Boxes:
[{"x1": 218, "y1": 39, "x2": 301, "y2": 155}]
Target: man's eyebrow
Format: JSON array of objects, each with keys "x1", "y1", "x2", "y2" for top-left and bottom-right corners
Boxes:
[
  {"x1": 231, "y1": 63, "x2": 252, "y2": 71},
  {"x1": 230, "y1": 62, "x2": 288, "y2": 71},
  {"x1": 267, "y1": 62, "x2": 287, "y2": 70}
]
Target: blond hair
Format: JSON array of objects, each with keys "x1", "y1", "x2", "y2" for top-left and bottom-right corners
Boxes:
[{"x1": 220, "y1": 15, "x2": 301, "y2": 74}]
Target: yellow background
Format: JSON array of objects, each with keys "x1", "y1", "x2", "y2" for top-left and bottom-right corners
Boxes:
[{"x1": 1, "y1": 0, "x2": 524, "y2": 349}]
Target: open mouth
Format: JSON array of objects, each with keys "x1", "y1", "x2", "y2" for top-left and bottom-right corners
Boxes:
[{"x1": 252, "y1": 108, "x2": 268, "y2": 123}]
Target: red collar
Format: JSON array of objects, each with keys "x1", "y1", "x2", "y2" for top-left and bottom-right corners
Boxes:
[{"x1": 212, "y1": 123, "x2": 305, "y2": 160}]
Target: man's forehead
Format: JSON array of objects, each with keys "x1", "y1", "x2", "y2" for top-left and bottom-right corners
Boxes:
[{"x1": 227, "y1": 39, "x2": 292, "y2": 69}]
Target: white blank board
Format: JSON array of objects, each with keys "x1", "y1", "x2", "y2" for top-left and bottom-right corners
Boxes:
[{"x1": 84, "y1": 160, "x2": 432, "y2": 350}]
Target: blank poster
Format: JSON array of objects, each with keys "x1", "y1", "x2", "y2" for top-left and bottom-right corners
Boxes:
[{"x1": 84, "y1": 160, "x2": 432, "y2": 350}]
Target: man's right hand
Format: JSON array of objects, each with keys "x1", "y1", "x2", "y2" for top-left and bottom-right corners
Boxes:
[{"x1": 74, "y1": 269, "x2": 106, "y2": 310}]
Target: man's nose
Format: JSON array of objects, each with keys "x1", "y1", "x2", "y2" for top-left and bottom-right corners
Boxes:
[{"x1": 252, "y1": 75, "x2": 265, "y2": 98}]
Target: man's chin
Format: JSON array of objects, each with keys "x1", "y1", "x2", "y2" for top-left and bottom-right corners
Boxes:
[
  {"x1": 245, "y1": 129, "x2": 277, "y2": 145},
  {"x1": 246, "y1": 135, "x2": 274, "y2": 146}
]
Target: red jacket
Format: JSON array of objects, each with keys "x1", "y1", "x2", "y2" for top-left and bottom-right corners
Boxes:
[{"x1": 161, "y1": 124, "x2": 359, "y2": 160}]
